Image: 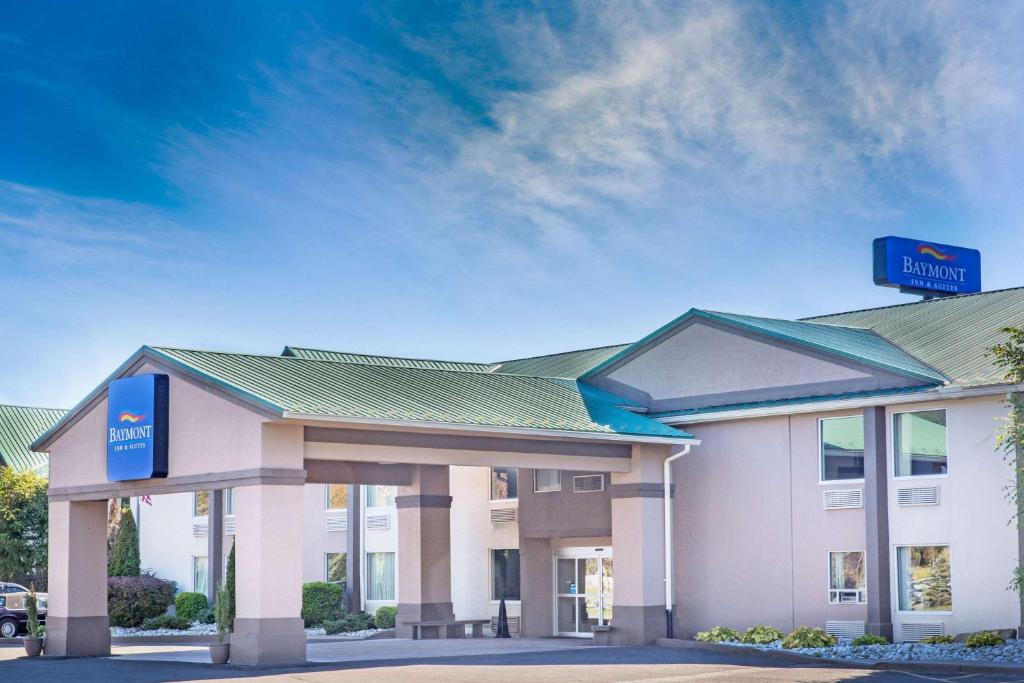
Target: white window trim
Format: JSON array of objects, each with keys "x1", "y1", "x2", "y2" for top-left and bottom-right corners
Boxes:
[
  {"x1": 224, "y1": 488, "x2": 235, "y2": 517},
  {"x1": 826, "y1": 550, "x2": 867, "y2": 605},
  {"x1": 324, "y1": 483, "x2": 349, "y2": 512},
  {"x1": 489, "y1": 467, "x2": 519, "y2": 502},
  {"x1": 893, "y1": 543, "x2": 953, "y2": 615},
  {"x1": 533, "y1": 469, "x2": 561, "y2": 493},
  {"x1": 891, "y1": 408, "x2": 950, "y2": 481},
  {"x1": 818, "y1": 415, "x2": 867, "y2": 485},
  {"x1": 490, "y1": 547, "x2": 522, "y2": 604},
  {"x1": 324, "y1": 552, "x2": 346, "y2": 584},
  {"x1": 364, "y1": 551, "x2": 397, "y2": 602},
  {"x1": 191, "y1": 554, "x2": 208, "y2": 593},
  {"x1": 192, "y1": 491, "x2": 209, "y2": 518}
]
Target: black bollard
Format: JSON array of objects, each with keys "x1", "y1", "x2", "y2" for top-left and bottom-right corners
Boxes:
[{"x1": 495, "y1": 598, "x2": 511, "y2": 638}]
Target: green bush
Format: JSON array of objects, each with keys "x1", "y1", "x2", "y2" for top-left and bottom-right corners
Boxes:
[
  {"x1": 107, "y1": 575, "x2": 176, "y2": 627},
  {"x1": 851, "y1": 634, "x2": 889, "y2": 646},
  {"x1": 140, "y1": 614, "x2": 192, "y2": 631},
  {"x1": 302, "y1": 582, "x2": 344, "y2": 627},
  {"x1": 225, "y1": 541, "x2": 236, "y2": 631},
  {"x1": 108, "y1": 507, "x2": 141, "y2": 577},
  {"x1": 215, "y1": 582, "x2": 231, "y2": 643},
  {"x1": 196, "y1": 606, "x2": 216, "y2": 624},
  {"x1": 920, "y1": 634, "x2": 955, "y2": 645},
  {"x1": 782, "y1": 627, "x2": 837, "y2": 649},
  {"x1": 740, "y1": 625, "x2": 784, "y2": 644},
  {"x1": 374, "y1": 605, "x2": 397, "y2": 629},
  {"x1": 323, "y1": 612, "x2": 375, "y2": 635},
  {"x1": 174, "y1": 592, "x2": 208, "y2": 622},
  {"x1": 964, "y1": 631, "x2": 1005, "y2": 648},
  {"x1": 695, "y1": 626, "x2": 740, "y2": 642}
]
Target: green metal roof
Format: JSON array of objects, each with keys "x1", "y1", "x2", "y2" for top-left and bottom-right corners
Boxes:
[
  {"x1": 804, "y1": 287, "x2": 1024, "y2": 387},
  {"x1": 493, "y1": 344, "x2": 630, "y2": 378},
  {"x1": 0, "y1": 405, "x2": 65, "y2": 472},
  {"x1": 282, "y1": 346, "x2": 499, "y2": 373},
  {"x1": 149, "y1": 347, "x2": 693, "y2": 441},
  {"x1": 583, "y1": 309, "x2": 948, "y2": 384}
]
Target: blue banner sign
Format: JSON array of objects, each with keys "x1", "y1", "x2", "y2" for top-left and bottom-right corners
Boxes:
[
  {"x1": 873, "y1": 236, "x2": 981, "y2": 295},
  {"x1": 107, "y1": 374, "x2": 169, "y2": 481}
]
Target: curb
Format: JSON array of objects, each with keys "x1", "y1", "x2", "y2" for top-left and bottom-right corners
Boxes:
[{"x1": 654, "y1": 638, "x2": 1024, "y2": 676}]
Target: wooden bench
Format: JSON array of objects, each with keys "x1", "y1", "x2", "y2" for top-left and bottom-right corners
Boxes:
[{"x1": 407, "y1": 619, "x2": 490, "y2": 640}]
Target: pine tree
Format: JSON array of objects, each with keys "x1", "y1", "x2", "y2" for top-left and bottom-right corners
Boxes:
[
  {"x1": 107, "y1": 505, "x2": 141, "y2": 577},
  {"x1": 225, "y1": 540, "x2": 236, "y2": 631},
  {"x1": 921, "y1": 552, "x2": 952, "y2": 610}
]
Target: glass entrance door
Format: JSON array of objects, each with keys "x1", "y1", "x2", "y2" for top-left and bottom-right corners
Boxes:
[{"x1": 553, "y1": 547, "x2": 613, "y2": 637}]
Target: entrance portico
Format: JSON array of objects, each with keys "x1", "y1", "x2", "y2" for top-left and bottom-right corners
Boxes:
[{"x1": 34, "y1": 346, "x2": 696, "y2": 664}]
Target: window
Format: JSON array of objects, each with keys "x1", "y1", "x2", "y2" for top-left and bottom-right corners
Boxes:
[
  {"x1": 192, "y1": 556, "x2": 208, "y2": 594},
  {"x1": 492, "y1": 549, "x2": 521, "y2": 601},
  {"x1": 895, "y1": 410, "x2": 947, "y2": 477},
  {"x1": 224, "y1": 488, "x2": 234, "y2": 516},
  {"x1": 366, "y1": 552, "x2": 395, "y2": 600},
  {"x1": 897, "y1": 545, "x2": 952, "y2": 612},
  {"x1": 193, "y1": 491, "x2": 209, "y2": 516},
  {"x1": 573, "y1": 474, "x2": 604, "y2": 492},
  {"x1": 490, "y1": 467, "x2": 518, "y2": 500},
  {"x1": 820, "y1": 416, "x2": 865, "y2": 481},
  {"x1": 325, "y1": 552, "x2": 347, "y2": 584},
  {"x1": 325, "y1": 484, "x2": 348, "y2": 510},
  {"x1": 365, "y1": 485, "x2": 395, "y2": 508},
  {"x1": 534, "y1": 469, "x2": 561, "y2": 493},
  {"x1": 828, "y1": 551, "x2": 866, "y2": 603}
]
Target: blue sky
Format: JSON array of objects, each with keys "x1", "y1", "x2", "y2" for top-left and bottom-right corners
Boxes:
[{"x1": 1, "y1": 0, "x2": 1023, "y2": 407}]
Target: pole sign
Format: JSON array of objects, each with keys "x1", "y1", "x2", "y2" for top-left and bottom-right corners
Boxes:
[
  {"x1": 107, "y1": 374, "x2": 169, "y2": 481},
  {"x1": 873, "y1": 236, "x2": 981, "y2": 296}
]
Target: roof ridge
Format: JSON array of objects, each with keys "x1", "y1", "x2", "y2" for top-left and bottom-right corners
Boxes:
[
  {"x1": 702, "y1": 309, "x2": 872, "y2": 331},
  {"x1": 283, "y1": 345, "x2": 496, "y2": 368},
  {"x1": 0, "y1": 403, "x2": 68, "y2": 413},
  {"x1": 801, "y1": 286, "x2": 1024, "y2": 321},
  {"x1": 494, "y1": 342, "x2": 629, "y2": 365}
]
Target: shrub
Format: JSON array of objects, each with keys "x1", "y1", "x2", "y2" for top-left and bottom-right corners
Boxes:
[
  {"x1": 225, "y1": 541, "x2": 236, "y2": 631},
  {"x1": 107, "y1": 575, "x2": 175, "y2": 627},
  {"x1": 920, "y1": 634, "x2": 955, "y2": 645},
  {"x1": 108, "y1": 507, "x2": 141, "y2": 577},
  {"x1": 214, "y1": 582, "x2": 231, "y2": 643},
  {"x1": 964, "y1": 631, "x2": 1005, "y2": 648},
  {"x1": 782, "y1": 627, "x2": 837, "y2": 649},
  {"x1": 375, "y1": 605, "x2": 397, "y2": 629},
  {"x1": 695, "y1": 626, "x2": 740, "y2": 642},
  {"x1": 851, "y1": 634, "x2": 889, "y2": 646},
  {"x1": 740, "y1": 625, "x2": 784, "y2": 645},
  {"x1": 174, "y1": 592, "x2": 208, "y2": 622},
  {"x1": 323, "y1": 612, "x2": 375, "y2": 635},
  {"x1": 140, "y1": 614, "x2": 192, "y2": 631},
  {"x1": 196, "y1": 606, "x2": 216, "y2": 624},
  {"x1": 302, "y1": 582, "x2": 344, "y2": 627}
]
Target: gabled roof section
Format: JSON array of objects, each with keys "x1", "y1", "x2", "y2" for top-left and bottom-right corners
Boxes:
[
  {"x1": 804, "y1": 287, "x2": 1024, "y2": 387},
  {"x1": 282, "y1": 346, "x2": 499, "y2": 373},
  {"x1": 493, "y1": 344, "x2": 630, "y2": 378},
  {"x1": 582, "y1": 309, "x2": 948, "y2": 385},
  {"x1": 0, "y1": 404, "x2": 66, "y2": 472}
]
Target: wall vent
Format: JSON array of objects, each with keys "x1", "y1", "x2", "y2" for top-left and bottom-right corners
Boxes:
[
  {"x1": 224, "y1": 518, "x2": 236, "y2": 536},
  {"x1": 490, "y1": 507, "x2": 518, "y2": 525},
  {"x1": 823, "y1": 488, "x2": 863, "y2": 510},
  {"x1": 897, "y1": 485, "x2": 940, "y2": 506},
  {"x1": 490, "y1": 615, "x2": 521, "y2": 635},
  {"x1": 192, "y1": 523, "x2": 208, "y2": 536},
  {"x1": 825, "y1": 621, "x2": 866, "y2": 640},
  {"x1": 326, "y1": 514, "x2": 348, "y2": 532},
  {"x1": 573, "y1": 474, "x2": 605, "y2": 493},
  {"x1": 901, "y1": 622, "x2": 945, "y2": 643},
  {"x1": 366, "y1": 513, "x2": 391, "y2": 531}
]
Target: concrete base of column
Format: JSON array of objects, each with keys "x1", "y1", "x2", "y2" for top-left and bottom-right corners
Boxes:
[
  {"x1": 610, "y1": 605, "x2": 667, "y2": 645},
  {"x1": 230, "y1": 617, "x2": 306, "y2": 666},
  {"x1": 43, "y1": 616, "x2": 111, "y2": 657},
  {"x1": 866, "y1": 621, "x2": 894, "y2": 640},
  {"x1": 396, "y1": 602, "x2": 455, "y2": 639}
]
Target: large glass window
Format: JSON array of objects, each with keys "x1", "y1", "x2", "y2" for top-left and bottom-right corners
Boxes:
[
  {"x1": 492, "y1": 549, "x2": 521, "y2": 601},
  {"x1": 897, "y1": 546, "x2": 952, "y2": 612},
  {"x1": 820, "y1": 416, "x2": 865, "y2": 481},
  {"x1": 193, "y1": 491, "x2": 209, "y2": 516},
  {"x1": 490, "y1": 467, "x2": 518, "y2": 500},
  {"x1": 224, "y1": 488, "x2": 234, "y2": 516},
  {"x1": 895, "y1": 410, "x2": 948, "y2": 477},
  {"x1": 326, "y1": 484, "x2": 348, "y2": 510},
  {"x1": 366, "y1": 552, "x2": 396, "y2": 600},
  {"x1": 325, "y1": 552, "x2": 347, "y2": 584},
  {"x1": 192, "y1": 556, "x2": 208, "y2": 594},
  {"x1": 828, "y1": 551, "x2": 866, "y2": 604},
  {"x1": 534, "y1": 469, "x2": 561, "y2": 493},
  {"x1": 365, "y1": 486, "x2": 395, "y2": 508}
]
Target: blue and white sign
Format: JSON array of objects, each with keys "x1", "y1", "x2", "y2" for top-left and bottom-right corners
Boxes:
[
  {"x1": 107, "y1": 374, "x2": 169, "y2": 481},
  {"x1": 873, "y1": 236, "x2": 981, "y2": 295}
]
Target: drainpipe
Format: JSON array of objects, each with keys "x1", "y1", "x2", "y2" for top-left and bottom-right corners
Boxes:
[{"x1": 664, "y1": 444, "x2": 692, "y2": 640}]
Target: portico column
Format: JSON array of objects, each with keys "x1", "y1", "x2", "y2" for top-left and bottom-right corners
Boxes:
[
  {"x1": 45, "y1": 499, "x2": 111, "y2": 657},
  {"x1": 231, "y1": 483, "x2": 306, "y2": 666},
  {"x1": 864, "y1": 406, "x2": 894, "y2": 640},
  {"x1": 608, "y1": 444, "x2": 671, "y2": 645},
  {"x1": 207, "y1": 489, "x2": 224, "y2": 604},
  {"x1": 395, "y1": 464, "x2": 454, "y2": 638}
]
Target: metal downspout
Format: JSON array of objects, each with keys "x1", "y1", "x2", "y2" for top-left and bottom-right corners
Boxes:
[{"x1": 664, "y1": 445, "x2": 692, "y2": 639}]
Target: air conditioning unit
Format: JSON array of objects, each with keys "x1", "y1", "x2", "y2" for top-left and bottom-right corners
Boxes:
[
  {"x1": 490, "y1": 615, "x2": 521, "y2": 634},
  {"x1": 825, "y1": 621, "x2": 866, "y2": 640},
  {"x1": 901, "y1": 622, "x2": 945, "y2": 642},
  {"x1": 192, "y1": 523, "x2": 208, "y2": 536},
  {"x1": 224, "y1": 518, "x2": 236, "y2": 536},
  {"x1": 897, "y1": 485, "x2": 940, "y2": 506},
  {"x1": 823, "y1": 488, "x2": 863, "y2": 510},
  {"x1": 573, "y1": 474, "x2": 605, "y2": 493},
  {"x1": 366, "y1": 514, "x2": 391, "y2": 531},
  {"x1": 326, "y1": 515, "x2": 348, "y2": 532}
]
